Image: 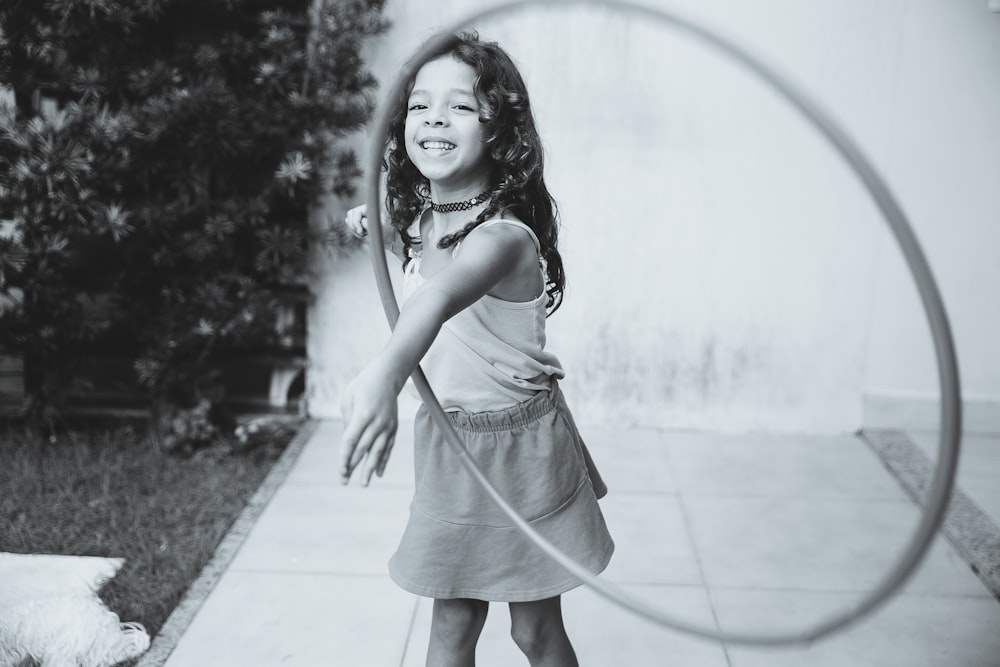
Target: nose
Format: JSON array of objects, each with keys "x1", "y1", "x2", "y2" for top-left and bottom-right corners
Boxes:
[{"x1": 424, "y1": 105, "x2": 448, "y2": 127}]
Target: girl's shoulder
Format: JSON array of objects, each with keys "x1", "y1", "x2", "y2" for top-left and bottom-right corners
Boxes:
[{"x1": 471, "y1": 216, "x2": 541, "y2": 255}]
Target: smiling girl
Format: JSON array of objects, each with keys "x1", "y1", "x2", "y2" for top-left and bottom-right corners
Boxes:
[{"x1": 340, "y1": 33, "x2": 614, "y2": 666}]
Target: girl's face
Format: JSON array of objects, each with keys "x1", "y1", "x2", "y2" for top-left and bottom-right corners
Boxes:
[{"x1": 404, "y1": 56, "x2": 491, "y2": 192}]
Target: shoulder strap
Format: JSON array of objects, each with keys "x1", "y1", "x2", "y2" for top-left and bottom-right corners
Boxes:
[{"x1": 407, "y1": 212, "x2": 424, "y2": 243}]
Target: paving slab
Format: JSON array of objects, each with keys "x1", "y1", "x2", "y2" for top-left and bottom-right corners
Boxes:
[
  {"x1": 161, "y1": 571, "x2": 415, "y2": 667},
  {"x1": 661, "y1": 431, "x2": 905, "y2": 499},
  {"x1": 598, "y1": 492, "x2": 703, "y2": 586},
  {"x1": 151, "y1": 420, "x2": 998, "y2": 667},
  {"x1": 683, "y1": 495, "x2": 988, "y2": 595},
  {"x1": 717, "y1": 588, "x2": 1000, "y2": 667}
]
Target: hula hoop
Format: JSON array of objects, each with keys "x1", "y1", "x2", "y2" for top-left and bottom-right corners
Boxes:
[{"x1": 363, "y1": 0, "x2": 962, "y2": 647}]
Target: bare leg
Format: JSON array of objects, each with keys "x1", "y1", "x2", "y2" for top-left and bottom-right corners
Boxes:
[
  {"x1": 426, "y1": 598, "x2": 489, "y2": 667},
  {"x1": 508, "y1": 596, "x2": 579, "y2": 667}
]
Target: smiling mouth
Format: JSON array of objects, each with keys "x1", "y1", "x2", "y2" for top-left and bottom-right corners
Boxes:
[{"x1": 420, "y1": 140, "x2": 456, "y2": 151}]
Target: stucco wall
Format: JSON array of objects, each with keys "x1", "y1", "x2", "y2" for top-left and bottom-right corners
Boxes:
[
  {"x1": 861, "y1": 0, "x2": 1000, "y2": 433},
  {"x1": 307, "y1": 0, "x2": 1000, "y2": 433}
]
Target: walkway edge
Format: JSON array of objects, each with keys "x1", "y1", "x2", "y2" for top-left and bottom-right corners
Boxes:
[
  {"x1": 862, "y1": 428, "x2": 1000, "y2": 601},
  {"x1": 135, "y1": 419, "x2": 321, "y2": 667}
]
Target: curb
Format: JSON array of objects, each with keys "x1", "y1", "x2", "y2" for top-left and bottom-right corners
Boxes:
[
  {"x1": 862, "y1": 428, "x2": 1000, "y2": 601},
  {"x1": 135, "y1": 419, "x2": 321, "y2": 667}
]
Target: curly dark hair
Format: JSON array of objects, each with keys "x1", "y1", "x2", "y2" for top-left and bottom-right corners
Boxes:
[{"x1": 383, "y1": 32, "x2": 565, "y2": 314}]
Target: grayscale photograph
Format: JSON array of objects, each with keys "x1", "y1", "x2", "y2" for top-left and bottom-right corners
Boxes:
[{"x1": 1, "y1": 1, "x2": 998, "y2": 666}]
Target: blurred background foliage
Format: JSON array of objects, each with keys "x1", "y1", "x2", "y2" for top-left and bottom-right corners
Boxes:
[{"x1": 0, "y1": 0, "x2": 386, "y2": 437}]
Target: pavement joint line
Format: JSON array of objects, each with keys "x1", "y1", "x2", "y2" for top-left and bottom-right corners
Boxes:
[
  {"x1": 670, "y1": 476, "x2": 733, "y2": 664},
  {"x1": 704, "y1": 584, "x2": 995, "y2": 597},
  {"x1": 604, "y1": 490, "x2": 679, "y2": 497},
  {"x1": 227, "y1": 568, "x2": 398, "y2": 578},
  {"x1": 600, "y1": 580, "x2": 707, "y2": 587},
  {"x1": 284, "y1": 480, "x2": 414, "y2": 489},
  {"x1": 398, "y1": 596, "x2": 421, "y2": 667},
  {"x1": 861, "y1": 428, "x2": 1000, "y2": 603},
  {"x1": 676, "y1": 492, "x2": 913, "y2": 500},
  {"x1": 134, "y1": 418, "x2": 320, "y2": 667}
]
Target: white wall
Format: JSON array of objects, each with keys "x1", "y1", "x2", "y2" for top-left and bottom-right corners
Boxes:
[
  {"x1": 307, "y1": 0, "x2": 1000, "y2": 433},
  {"x1": 862, "y1": 0, "x2": 1000, "y2": 433}
]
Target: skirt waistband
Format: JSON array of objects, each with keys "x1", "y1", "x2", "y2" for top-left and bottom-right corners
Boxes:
[{"x1": 445, "y1": 385, "x2": 559, "y2": 433}]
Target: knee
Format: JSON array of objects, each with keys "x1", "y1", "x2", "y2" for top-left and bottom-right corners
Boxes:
[
  {"x1": 510, "y1": 614, "x2": 558, "y2": 658},
  {"x1": 432, "y1": 599, "x2": 488, "y2": 649}
]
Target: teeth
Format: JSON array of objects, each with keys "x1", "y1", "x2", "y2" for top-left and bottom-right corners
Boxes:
[{"x1": 421, "y1": 141, "x2": 455, "y2": 150}]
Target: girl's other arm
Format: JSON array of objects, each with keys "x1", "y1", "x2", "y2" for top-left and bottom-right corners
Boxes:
[{"x1": 339, "y1": 226, "x2": 526, "y2": 486}]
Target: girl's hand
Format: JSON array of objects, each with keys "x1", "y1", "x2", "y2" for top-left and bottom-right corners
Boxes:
[
  {"x1": 345, "y1": 202, "x2": 400, "y2": 255},
  {"x1": 344, "y1": 204, "x2": 368, "y2": 239},
  {"x1": 339, "y1": 361, "x2": 400, "y2": 487}
]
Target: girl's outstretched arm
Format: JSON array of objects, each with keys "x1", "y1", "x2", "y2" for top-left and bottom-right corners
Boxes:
[{"x1": 339, "y1": 224, "x2": 529, "y2": 486}]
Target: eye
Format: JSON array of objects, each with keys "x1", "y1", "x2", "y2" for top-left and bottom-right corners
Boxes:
[
  {"x1": 454, "y1": 104, "x2": 475, "y2": 112},
  {"x1": 407, "y1": 103, "x2": 426, "y2": 112}
]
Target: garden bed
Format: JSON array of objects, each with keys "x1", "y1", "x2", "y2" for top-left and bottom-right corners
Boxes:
[{"x1": 0, "y1": 415, "x2": 305, "y2": 644}]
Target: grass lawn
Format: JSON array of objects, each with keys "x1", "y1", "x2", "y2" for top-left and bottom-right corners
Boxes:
[{"x1": 0, "y1": 415, "x2": 303, "y2": 642}]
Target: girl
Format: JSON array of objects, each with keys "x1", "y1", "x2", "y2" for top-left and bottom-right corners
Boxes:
[{"x1": 339, "y1": 32, "x2": 613, "y2": 667}]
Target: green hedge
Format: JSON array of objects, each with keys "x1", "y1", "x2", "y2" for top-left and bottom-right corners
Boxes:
[{"x1": 0, "y1": 0, "x2": 386, "y2": 435}]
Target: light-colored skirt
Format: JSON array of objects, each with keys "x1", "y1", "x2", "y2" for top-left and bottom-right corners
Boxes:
[{"x1": 388, "y1": 384, "x2": 614, "y2": 602}]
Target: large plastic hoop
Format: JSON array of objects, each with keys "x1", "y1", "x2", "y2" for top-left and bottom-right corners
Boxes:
[{"x1": 363, "y1": 0, "x2": 962, "y2": 647}]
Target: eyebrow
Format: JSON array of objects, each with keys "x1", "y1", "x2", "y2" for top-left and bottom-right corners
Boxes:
[{"x1": 409, "y1": 88, "x2": 476, "y2": 98}]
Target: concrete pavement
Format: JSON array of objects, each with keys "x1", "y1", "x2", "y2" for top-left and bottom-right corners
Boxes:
[{"x1": 139, "y1": 416, "x2": 1000, "y2": 666}]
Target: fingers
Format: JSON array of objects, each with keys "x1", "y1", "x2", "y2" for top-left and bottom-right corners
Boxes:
[
  {"x1": 339, "y1": 434, "x2": 361, "y2": 485},
  {"x1": 375, "y1": 435, "x2": 394, "y2": 478},
  {"x1": 338, "y1": 395, "x2": 359, "y2": 484},
  {"x1": 340, "y1": 414, "x2": 396, "y2": 487},
  {"x1": 344, "y1": 204, "x2": 369, "y2": 239},
  {"x1": 348, "y1": 424, "x2": 375, "y2": 475},
  {"x1": 363, "y1": 431, "x2": 395, "y2": 486},
  {"x1": 340, "y1": 409, "x2": 378, "y2": 484},
  {"x1": 341, "y1": 418, "x2": 376, "y2": 484},
  {"x1": 337, "y1": 364, "x2": 397, "y2": 487}
]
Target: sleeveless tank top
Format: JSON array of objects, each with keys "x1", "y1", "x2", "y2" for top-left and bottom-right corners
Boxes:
[{"x1": 401, "y1": 217, "x2": 565, "y2": 413}]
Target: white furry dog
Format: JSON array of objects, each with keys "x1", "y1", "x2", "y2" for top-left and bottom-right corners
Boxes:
[{"x1": 0, "y1": 554, "x2": 150, "y2": 667}]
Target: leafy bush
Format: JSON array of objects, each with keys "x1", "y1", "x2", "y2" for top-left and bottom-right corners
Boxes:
[{"x1": 0, "y1": 0, "x2": 387, "y2": 434}]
